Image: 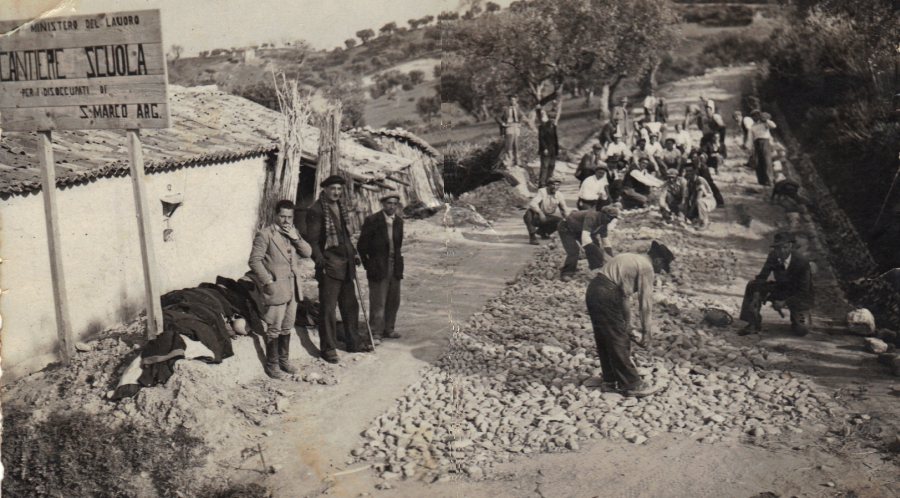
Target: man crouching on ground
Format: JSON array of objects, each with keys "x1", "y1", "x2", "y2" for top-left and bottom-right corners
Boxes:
[
  {"x1": 585, "y1": 241, "x2": 675, "y2": 397},
  {"x1": 738, "y1": 231, "x2": 813, "y2": 336},
  {"x1": 524, "y1": 176, "x2": 568, "y2": 245},
  {"x1": 248, "y1": 199, "x2": 312, "y2": 379}
]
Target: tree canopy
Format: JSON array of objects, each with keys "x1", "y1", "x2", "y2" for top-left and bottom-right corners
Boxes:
[{"x1": 445, "y1": 0, "x2": 678, "y2": 118}]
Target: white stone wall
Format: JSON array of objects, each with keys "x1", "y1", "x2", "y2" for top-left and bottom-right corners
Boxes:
[{"x1": 0, "y1": 155, "x2": 268, "y2": 379}]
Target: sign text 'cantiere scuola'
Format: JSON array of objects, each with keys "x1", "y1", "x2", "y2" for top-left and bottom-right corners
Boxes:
[{"x1": 0, "y1": 10, "x2": 169, "y2": 131}]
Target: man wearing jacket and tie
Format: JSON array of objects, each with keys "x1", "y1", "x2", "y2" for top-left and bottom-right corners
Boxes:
[
  {"x1": 739, "y1": 231, "x2": 814, "y2": 336},
  {"x1": 500, "y1": 95, "x2": 523, "y2": 167},
  {"x1": 357, "y1": 194, "x2": 405, "y2": 340},
  {"x1": 248, "y1": 199, "x2": 312, "y2": 379}
]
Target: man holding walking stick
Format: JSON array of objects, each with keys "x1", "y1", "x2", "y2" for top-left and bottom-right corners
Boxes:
[
  {"x1": 357, "y1": 194, "x2": 405, "y2": 340},
  {"x1": 306, "y1": 175, "x2": 373, "y2": 364}
]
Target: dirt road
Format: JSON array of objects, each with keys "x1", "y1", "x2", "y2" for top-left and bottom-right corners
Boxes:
[{"x1": 337, "y1": 65, "x2": 898, "y2": 497}]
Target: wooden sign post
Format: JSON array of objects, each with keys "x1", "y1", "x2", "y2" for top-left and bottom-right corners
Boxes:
[
  {"x1": 0, "y1": 10, "x2": 171, "y2": 352},
  {"x1": 36, "y1": 130, "x2": 75, "y2": 363}
]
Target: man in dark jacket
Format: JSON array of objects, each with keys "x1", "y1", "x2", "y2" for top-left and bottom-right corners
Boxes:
[
  {"x1": 305, "y1": 175, "x2": 371, "y2": 363},
  {"x1": 357, "y1": 194, "x2": 404, "y2": 340},
  {"x1": 538, "y1": 108, "x2": 560, "y2": 187},
  {"x1": 558, "y1": 205, "x2": 619, "y2": 281},
  {"x1": 739, "y1": 231, "x2": 814, "y2": 336}
]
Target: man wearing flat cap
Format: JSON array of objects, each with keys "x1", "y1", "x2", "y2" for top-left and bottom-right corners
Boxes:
[
  {"x1": 357, "y1": 193, "x2": 405, "y2": 340},
  {"x1": 558, "y1": 205, "x2": 619, "y2": 281},
  {"x1": 306, "y1": 175, "x2": 371, "y2": 363},
  {"x1": 585, "y1": 241, "x2": 675, "y2": 397},
  {"x1": 739, "y1": 231, "x2": 814, "y2": 336},
  {"x1": 525, "y1": 176, "x2": 568, "y2": 245},
  {"x1": 575, "y1": 143, "x2": 605, "y2": 183}
]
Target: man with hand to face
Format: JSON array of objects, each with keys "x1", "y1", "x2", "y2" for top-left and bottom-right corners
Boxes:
[
  {"x1": 306, "y1": 175, "x2": 371, "y2": 363},
  {"x1": 247, "y1": 199, "x2": 312, "y2": 379},
  {"x1": 358, "y1": 194, "x2": 405, "y2": 340}
]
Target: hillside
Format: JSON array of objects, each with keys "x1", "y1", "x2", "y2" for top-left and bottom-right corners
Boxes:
[{"x1": 167, "y1": 24, "x2": 442, "y2": 130}]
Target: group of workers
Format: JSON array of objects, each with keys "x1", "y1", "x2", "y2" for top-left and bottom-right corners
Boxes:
[
  {"x1": 246, "y1": 91, "x2": 813, "y2": 402},
  {"x1": 247, "y1": 175, "x2": 405, "y2": 378},
  {"x1": 518, "y1": 93, "x2": 814, "y2": 397}
]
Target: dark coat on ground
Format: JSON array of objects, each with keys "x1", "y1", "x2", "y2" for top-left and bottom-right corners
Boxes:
[{"x1": 357, "y1": 211, "x2": 404, "y2": 281}]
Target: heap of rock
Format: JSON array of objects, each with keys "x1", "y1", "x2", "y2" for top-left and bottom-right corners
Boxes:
[{"x1": 354, "y1": 234, "x2": 843, "y2": 482}]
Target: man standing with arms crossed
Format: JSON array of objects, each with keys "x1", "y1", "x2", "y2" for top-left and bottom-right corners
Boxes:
[
  {"x1": 248, "y1": 200, "x2": 312, "y2": 379},
  {"x1": 585, "y1": 241, "x2": 675, "y2": 397},
  {"x1": 306, "y1": 175, "x2": 372, "y2": 363},
  {"x1": 357, "y1": 194, "x2": 405, "y2": 340}
]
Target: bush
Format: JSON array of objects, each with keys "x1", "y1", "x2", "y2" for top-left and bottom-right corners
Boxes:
[
  {"x1": 701, "y1": 33, "x2": 770, "y2": 66},
  {"x1": 677, "y1": 4, "x2": 754, "y2": 26},
  {"x1": 2, "y1": 409, "x2": 210, "y2": 497}
]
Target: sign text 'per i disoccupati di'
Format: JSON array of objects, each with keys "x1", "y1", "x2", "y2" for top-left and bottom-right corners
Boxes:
[{"x1": 0, "y1": 10, "x2": 169, "y2": 131}]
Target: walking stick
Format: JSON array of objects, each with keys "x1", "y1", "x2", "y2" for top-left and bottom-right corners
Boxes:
[{"x1": 351, "y1": 250, "x2": 376, "y2": 349}]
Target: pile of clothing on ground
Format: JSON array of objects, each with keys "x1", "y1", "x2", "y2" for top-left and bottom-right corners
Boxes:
[{"x1": 112, "y1": 276, "x2": 266, "y2": 400}]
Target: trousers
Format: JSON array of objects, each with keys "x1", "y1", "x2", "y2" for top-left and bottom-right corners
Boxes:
[
  {"x1": 539, "y1": 155, "x2": 557, "y2": 187},
  {"x1": 558, "y1": 221, "x2": 604, "y2": 276},
  {"x1": 739, "y1": 280, "x2": 810, "y2": 335},
  {"x1": 368, "y1": 261, "x2": 401, "y2": 338},
  {"x1": 524, "y1": 211, "x2": 562, "y2": 236},
  {"x1": 504, "y1": 124, "x2": 520, "y2": 166},
  {"x1": 318, "y1": 274, "x2": 360, "y2": 353},
  {"x1": 754, "y1": 139, "x2": 772, "y2": 186},
  {"x1": 262, "y1": 294, "x2": 297, "y2": 339},
  {"x1": 585, "y1": 274, "x2": 642, "y2": 390}
]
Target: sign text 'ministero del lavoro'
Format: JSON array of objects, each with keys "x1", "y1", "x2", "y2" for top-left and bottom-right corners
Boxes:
[{"x1": 0, "y1": 10, "x2": 169, "y2": 131}]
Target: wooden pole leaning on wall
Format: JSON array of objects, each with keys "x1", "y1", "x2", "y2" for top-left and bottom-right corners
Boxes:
[
  {"x1": 37, "y1": 130, "x2": 75, "y2": 364},
  {"x1": 127, "y1": 129, "x2": 165, "y2": 340}
]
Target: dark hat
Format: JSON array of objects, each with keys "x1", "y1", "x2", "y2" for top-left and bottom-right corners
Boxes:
[
  {"x1": 592, "y1": 143, "x2": 604, "y2": 150},
  {"x1": 649, "y1": 240, "x2": 675, "y2": 271},
  {"x1": 664, "y1": 137, "x2": 676, "y2": 143},
  {"x1": 771, "y1": 231, "x2": 796, "y2": 247},
  {"x1": 320, "y1": 175, "x2": 346, "y2": 188},
  {"x1": 380, "y1": 193, "x2": 400, "y2": 202}
]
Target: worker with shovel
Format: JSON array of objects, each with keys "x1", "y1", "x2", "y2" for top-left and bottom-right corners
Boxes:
[{"x1": 585, "y1": 241, "x2": 675, "y2": 397}]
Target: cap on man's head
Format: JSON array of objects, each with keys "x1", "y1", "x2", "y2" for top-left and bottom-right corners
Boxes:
[
  {"x1": 595, "y1": 162, "x2": 609, "y2": 172},
  {"x1": 547, "y1": 176, "x2": 563, "y2": 185},
  {"x1": 649, "y1": 240, "x2": 675, "y2": 271},
  {"x1": 320, "y1": 175, "x2": 346, "y2": 188},
  {"x1": 664, "y1": 137, "x2": 676, "y2": 143},
  {"x1": 592, "y1": 143, "x2": 604, "y2": 150},
  {"x1": 771, "y1": 231, "x2": 796, "y2": 247},
  {"x1": 666, "y1": 168, "x2": 679, "y2": 178},
  {"x1": 380, "y1": 193, "x2": 400, "y2": 203}
]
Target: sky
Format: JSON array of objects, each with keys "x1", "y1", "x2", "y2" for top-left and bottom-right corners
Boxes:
[{"x1": 0, "y1": 0, "x2": 511, "y2": 54}]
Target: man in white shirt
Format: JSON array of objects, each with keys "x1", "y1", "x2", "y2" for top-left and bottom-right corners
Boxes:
[
  {"x1": 524, "y1": 177, "x2": 569, "y2": 245},
  {"x1": 671, "y1": 123, "x2": 692, "y2": 153},
  {"x1": 643, "y1": 92, "x2": 658, "y2": 122},
  {"x1": 750, "y1": 110, "x2": 778, "y2": 185},
  {"x1": 585, "y1": 241, "x2": 675, "y2": 396},
  {"x1": 605, "y1": 133, "x2": 632, "y2": 169},
  {"x1": 577, "y1": 165, "x2": 610, "y2": 210}
]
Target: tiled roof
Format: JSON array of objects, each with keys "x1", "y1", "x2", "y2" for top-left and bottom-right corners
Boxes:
[
  {"x1": 350, "y1": 126, "x2": 441, "y2": 158},
  {"x1": 0, "y1": 86, "x2": 290, "y2": 197}
]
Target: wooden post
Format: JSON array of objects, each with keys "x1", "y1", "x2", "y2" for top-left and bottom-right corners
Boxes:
[
  {"x1": 37, "y1": 130, "x2": 75, "y2": 364},
  {"x1": 127, "y1": 129, "x2": 165, "y2": 339}
]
